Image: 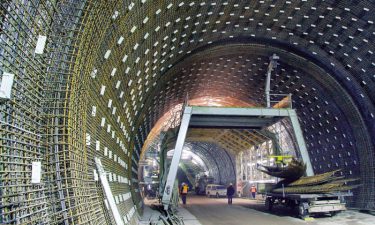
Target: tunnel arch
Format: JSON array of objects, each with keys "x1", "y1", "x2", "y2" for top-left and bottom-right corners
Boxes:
[
  {"x1": 188, "y1": 142, "x2": 236, "y2": 185},
  {"x1": 1, "y1": 1, "x2": 375, "y2": 224},
  {"x1": 135, "y1": 41, "x2": 374, "y2": 208},
  {"x1": 162, "y1": 141, "x2": 236, "y2": 188}
]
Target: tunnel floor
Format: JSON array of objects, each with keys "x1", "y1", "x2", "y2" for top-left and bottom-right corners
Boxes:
[{"x1": 178, "y1": 195, "x2": 374, "y2": 225}]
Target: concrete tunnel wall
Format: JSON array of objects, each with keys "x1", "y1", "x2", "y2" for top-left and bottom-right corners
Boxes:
[{"x1": 1, "y1": 0, "x2": 375, "y2": 224}]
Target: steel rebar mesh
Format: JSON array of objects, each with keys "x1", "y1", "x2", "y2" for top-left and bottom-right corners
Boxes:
[
  {"x1": 1, "y1": 1, "x2": 375, "y2": 225},
  {"x1": 0, "y1": 1, "x2": 54, "y2": 224}
]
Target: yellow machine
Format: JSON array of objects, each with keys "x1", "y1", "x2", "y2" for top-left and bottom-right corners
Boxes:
[{"x1": 268, "y1": 155, "x2": 293, "y2": 165}]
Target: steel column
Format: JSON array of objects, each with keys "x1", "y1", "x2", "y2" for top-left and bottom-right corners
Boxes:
[
  {"x1": 265, "y1": 54, "x2": 279, "y2": 108},
  {"x1": 288, "y1": 111, "x2": 314, "y2": 176},
  {"x1": 162, "y1": 107, "x2": 192, "y2": 210}
]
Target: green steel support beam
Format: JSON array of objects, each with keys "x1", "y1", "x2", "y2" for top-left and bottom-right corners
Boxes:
[{"x1": 162, "y1": 105, "x2": 314, "y2": 210}]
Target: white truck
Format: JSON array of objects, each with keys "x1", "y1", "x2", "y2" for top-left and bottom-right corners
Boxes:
[{"x1": 206, "y1": 184, "x2": 227, "y2": 198}]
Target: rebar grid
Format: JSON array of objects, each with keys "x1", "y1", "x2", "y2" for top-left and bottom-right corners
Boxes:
[
  {"x1": 1, "y1": 1, "x2": 53, "y2": 224},
  {"x1": 43, "y1": 1, "x2": 118, "y2": 224},
  {"x1": 1, "y1": 1, "x2": 375, "y2": 224},
  {"x1": 1, "y1": 0, "x2": 130, "y2": 224}
]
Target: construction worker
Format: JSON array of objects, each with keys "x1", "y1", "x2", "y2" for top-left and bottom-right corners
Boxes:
[
  {"x1": 250, "y1": 184, "x2": 257, "y2": 199},
  {"x1": 227, "y1": 183, "x2": 235, "y2": 205},
  {"x1": 180, "y1": 183, "x2": 189, "y2": 204}
]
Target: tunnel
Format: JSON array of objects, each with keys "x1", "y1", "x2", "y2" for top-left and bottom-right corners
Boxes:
[{"x1": 1, "y1": 1, "x2": 375, "y2": 224}]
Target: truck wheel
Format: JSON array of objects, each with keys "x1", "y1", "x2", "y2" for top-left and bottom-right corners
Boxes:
[
  {"x1": 216, "y1": 193, "x2": 219, "y2": 198},
  {"x1": 331, "y1": 211, "x2": 339, "y2": 216},
  {"x1": 265, "y1": 197, "x2": 273, "y2": 211}
]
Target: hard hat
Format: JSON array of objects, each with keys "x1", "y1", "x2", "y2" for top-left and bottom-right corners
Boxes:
[{"x1": 229, "y1": 183, "x2": 233, "y2": 185}]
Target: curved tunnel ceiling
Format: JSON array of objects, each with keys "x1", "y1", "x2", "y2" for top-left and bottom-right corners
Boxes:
[
  {"x1": 140, "y1": 42, "x2": 374, "y2": 207},
  {"x1": 171, "y1": 141, "x2": 236, "y2": 187},
  {"x1": 186, "y1": 142, "x2": 236, "y2": 185},
  {"x1": 1, "y1": 1, "x2": 375, "y2": 224}
]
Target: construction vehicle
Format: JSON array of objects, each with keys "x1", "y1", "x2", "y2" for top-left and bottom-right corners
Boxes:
[
  {"x1": 268, "y1": 155, "x2": 293, "y2": 165},
  {"x1": 258, "y1": 160, "x2": 358, "y2": 219},
  {"x1": 265, "y1": 191, "x2": 352, "y2": 219}
]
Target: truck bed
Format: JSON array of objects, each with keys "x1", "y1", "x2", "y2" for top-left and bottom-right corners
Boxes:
[{"x1": 265, "y1": 191, "x2": 353, "y2": 200}]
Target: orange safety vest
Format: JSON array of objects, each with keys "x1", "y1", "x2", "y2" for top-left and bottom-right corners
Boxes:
[
  {"x1": 182, "y1": 185, "x2": 188, "y2": 194},
  {"x1": 251, "y1": 186, "x2": 257, "y2": 193}
]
